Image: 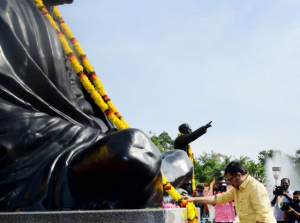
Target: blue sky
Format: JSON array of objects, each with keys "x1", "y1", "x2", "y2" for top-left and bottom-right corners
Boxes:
[{"x1": 59, "y1": 1, "x2": 300, "y2": 162}]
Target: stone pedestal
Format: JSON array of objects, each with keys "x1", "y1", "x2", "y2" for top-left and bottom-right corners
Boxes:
[{"x1": 0, "y1": 208, "x2": 200, "y2": 223}]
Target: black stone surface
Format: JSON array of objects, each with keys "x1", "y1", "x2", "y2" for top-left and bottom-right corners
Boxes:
[{"x1": 0, "y1": 209, "x2": 167, "y2": 223}]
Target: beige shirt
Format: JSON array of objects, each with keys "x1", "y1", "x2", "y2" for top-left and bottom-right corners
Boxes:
[{"x1": 216, "y1": 175, "x2": 276, "y2": 223}]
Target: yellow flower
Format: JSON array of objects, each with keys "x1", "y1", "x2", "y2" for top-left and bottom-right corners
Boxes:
[{"x1": 162, "y1": 174, "x2": 197, "y2": 221}]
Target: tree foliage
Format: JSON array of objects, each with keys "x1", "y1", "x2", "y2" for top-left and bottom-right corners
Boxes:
[
  {"x1": 195, "y1": 152, "x2": 265, "y2": 183},
  {"x1": 149, "y1": 131, "x2": 300, "y2": 185},
  {"x1": 294, "y1": 148, "x2": 300, "y2": 163},
  {"x1": 149, "y1": 131, "x2": 174, "y2": 153},
  {"x1": 244, "y1": 160, "x2": 265, "y2": 179},
  {"x1": 293, "y1": 148, "x2": 300, "y2": 173},
  {"x1": 195, "y1": 151, "x2": 222, "y2": 183},
  {"x1": 258, "y1": 149, "x2": 276, "y2": 165}
]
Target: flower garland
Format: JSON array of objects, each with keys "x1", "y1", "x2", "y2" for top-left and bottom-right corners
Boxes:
[
  {"x1": 34, "y1": 0, "x2": 129, "y2": 130},
  {"x1": 34, "y1": 1, "x2": 197, "y2": 220},
  {"x1": 163, "y1": 175, "x2": 198, "y2": 223},
  {"x1": 178, "y1": 133, "x2": 196, "y2": 192}
]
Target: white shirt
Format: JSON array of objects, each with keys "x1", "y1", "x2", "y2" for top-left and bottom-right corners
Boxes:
[{"x1": 272, "y1": 191, "x2": 293, "y2": 221}]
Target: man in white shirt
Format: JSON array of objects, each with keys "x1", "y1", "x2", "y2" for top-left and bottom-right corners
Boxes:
[{"x1": 271, "y1": 178, "x2": 293, "y2": 223}]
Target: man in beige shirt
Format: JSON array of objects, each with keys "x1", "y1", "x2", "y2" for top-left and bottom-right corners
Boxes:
[{"x1": 184, "y1": 161, "x2": 276, "y2": 223}]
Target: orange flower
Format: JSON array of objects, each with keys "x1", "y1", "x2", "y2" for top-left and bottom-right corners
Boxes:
[
  {"x1": 89, "y1": 73, "x2": 96, "y2": 80},
  {"x1": 41, "y1": 7, "x2": 48, "y2": 15},
  {"x1": 80, "y1": 54, "x2": 87, "y2": 61},
  {"x1": 105, "y1": 109, "x2": 113, "y2": 115},
  {"x1": 77, "y1": 72, "x2": 85, "y2": 79},
  {"x1": 102, "y1": 95, "x2": 110, "y2": 101},
  {"x1": 179, "y1": 200, "x2": 187, "y2": 207},
  {"x1": 164, "y1": 184, "x2": 172, "y2": 190},
  {"x1": 70, "y1": 38, "x2": 77, "y2": 44},
  {"x1": 67, "y1": 53, "x2": 76, "y2": 61}
]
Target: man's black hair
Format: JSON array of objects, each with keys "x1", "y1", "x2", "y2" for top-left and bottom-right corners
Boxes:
[
  {"x1": 225, "y1": 161, "x2": 248, "y2": 176},
  {"x1": 293, "y1": 191, "x2": 300, "y2": 196},
  {"x1": 196, "y1": 184, "x2": 204, "y2": 190},
  {"x1": 217, "y1": 176, "x2": 225, "y2": 181},
  {"x1": 281, "y1": 178, "x2": 290, "y2": 184}
]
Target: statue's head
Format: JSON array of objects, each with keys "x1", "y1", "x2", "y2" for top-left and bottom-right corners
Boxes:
[
  {"x1": 44, "y1": 0, "x2": 74, "y2": 6},
  {"x1": 178, "y1": 123, "x2": 192, "y2": 134}
]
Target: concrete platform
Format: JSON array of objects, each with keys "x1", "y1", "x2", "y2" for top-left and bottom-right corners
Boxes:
[{"x1": 0, "y1": 208, "x2": 199, "y2": 223}]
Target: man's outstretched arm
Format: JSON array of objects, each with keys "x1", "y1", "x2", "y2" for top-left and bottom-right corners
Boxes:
[{"x1": 183, "y1": 195, "x2": 217, "y2": 205}]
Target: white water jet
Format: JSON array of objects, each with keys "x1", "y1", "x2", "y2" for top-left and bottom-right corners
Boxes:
[{"x1": 265, "y1": 152, "x2": 300, "y2": 197}]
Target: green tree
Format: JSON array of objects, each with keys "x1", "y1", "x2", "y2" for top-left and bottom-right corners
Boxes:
[
  {"x1": 236, "y1": 155, "x2": 251, "y2": 166},
  {"x1": 194, "y1": 152, "x2": 266, "y2": 184},
  {"x1": 194, "y1": 151, "x2": 222, "y2": 183},
  {"x1": 258, "y1": 150, "x2": 276, "y2": 165},
  {"x1": 194, "y1": 160, "x2": 203, "y2": 185},
  {"x1": 149, "y1": 130, "x2": 269, "y2": 185},
  {"x1": 294, "y1": 148, "x2": 300, "y2": 164},
  {"x1": 292, "y1": 148, "x2": 300, "y2": 170},
  {"x1": 223, "y1": 155, "x2": 233, "y2": 166},
  {"x1": 220, "y1": 155, "x2": 233, "y2": 173},
  {"x1": 244, "y1": 161, "x2": 265, "y2": 180},
  {"x1": 149, "y1": 131, "x2": 174, "y2": 153},
  {"x1": 233, "y1": 155, "x2": 265, "y2": 181}
]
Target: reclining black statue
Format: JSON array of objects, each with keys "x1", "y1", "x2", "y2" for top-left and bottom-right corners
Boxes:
[{"x1": 0, "y1": 0, "x2": 196, "y2": 211}]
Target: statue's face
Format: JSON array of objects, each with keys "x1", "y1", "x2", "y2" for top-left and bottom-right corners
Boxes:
[{"x1": 184, "y1": 125, "x2": 192, "y2": 134}]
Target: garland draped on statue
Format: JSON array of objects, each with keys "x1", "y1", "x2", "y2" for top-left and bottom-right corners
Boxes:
[
  {"x1": 34, "y1": 1, "x2": 198, "y2": 222},
  {"x1": 178, "y1": 133, "x2": 196, "y2": 192}
]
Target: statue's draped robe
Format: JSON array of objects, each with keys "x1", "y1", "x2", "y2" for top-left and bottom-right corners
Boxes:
[{"x1": 0, "y1": 0, "x2": 164, "y2": 211}]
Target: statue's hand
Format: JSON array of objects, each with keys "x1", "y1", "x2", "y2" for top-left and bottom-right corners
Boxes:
[{"x1": 205, "y1": 121, "x2": 212, "y2": 129}]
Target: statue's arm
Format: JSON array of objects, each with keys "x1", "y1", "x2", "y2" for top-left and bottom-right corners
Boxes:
[
  {"x1": 188, "y1": 125, "x2": 209, "y2": 142},
  {"x1": 176, "y1": 123, "x2": 211, "y2": 146}
]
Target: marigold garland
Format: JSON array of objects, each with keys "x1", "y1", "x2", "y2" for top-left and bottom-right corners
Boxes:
[
  {"x1": 34, "y1": 1, "x2": 197, "y2": 220},
  {"x1": 52, "y1": 7, "x2": 129, "y2": 129},
  {"x1": 34, "y1": 0, "x2": 129, "y2": 130},
  {"x1": 178, "y1": 133, "x2": 196, "y2": 192},
  {"x1": 162, "y1": 175, "x2": 198, "y2": 223}
]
